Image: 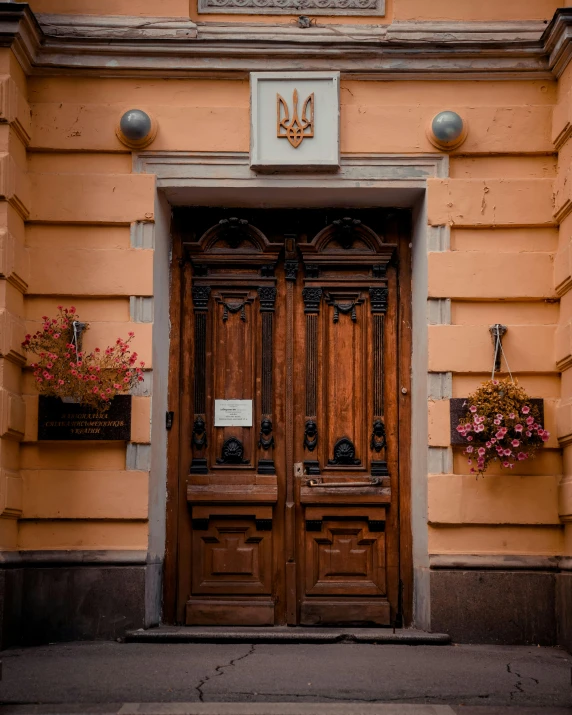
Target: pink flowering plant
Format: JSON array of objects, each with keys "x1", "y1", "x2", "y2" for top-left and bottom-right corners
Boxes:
[
  {"x1": 21, "y1": 306, "x2": 145, "y2": 409},
  {"x1": 456, "y1": 378, "x2": 549, "y2": 476}
]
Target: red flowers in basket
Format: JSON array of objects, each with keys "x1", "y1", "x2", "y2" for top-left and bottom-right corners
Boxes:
[{"x1": 22, "y1": 307, "x2": 145, "y2": 409}]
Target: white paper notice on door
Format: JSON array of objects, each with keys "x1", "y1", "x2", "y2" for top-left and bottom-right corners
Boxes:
[{"x1": 214, "y1": 399, "x2": 253, "y2": 427}]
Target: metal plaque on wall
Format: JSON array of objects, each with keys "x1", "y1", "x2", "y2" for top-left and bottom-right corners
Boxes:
[
  {"x1": 214, "y1": 399, "x2": 253, "y2": 427},
  {"x1": 38, "y1": 395, "x2": 132, "y2": 441}
]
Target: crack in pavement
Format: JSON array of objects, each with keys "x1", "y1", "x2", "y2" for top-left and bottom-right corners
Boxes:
[
  {"x1": 195, "y1": 644, "x2": 257, "y2": 702},
  {"x1": 506, "y1": 660, "x2": 539, "y2": 700}
]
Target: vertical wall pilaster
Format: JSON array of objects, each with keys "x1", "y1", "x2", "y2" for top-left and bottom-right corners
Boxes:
[
  {"x1": 0, "y1": 50, "x2": 30, "y2": 560},
  {"x1": 547, "y1": 60, "x2": 572, "y2": 648},
  {"x1": 0, "y1": 47, "x2": 30, "y2": 646}
]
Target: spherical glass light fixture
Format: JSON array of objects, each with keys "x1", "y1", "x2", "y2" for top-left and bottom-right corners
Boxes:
[
  {"x1": 428, "y1": 110, "x2": 467, "y2": 150},
  {"x1": 116, "y1": 109, "x2": 158, "y2": 149}
]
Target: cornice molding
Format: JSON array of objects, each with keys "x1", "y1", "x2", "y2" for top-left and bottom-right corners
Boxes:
[
  {"x1": 37, "y1": 12, "x2": 198, "y2": 40},
  {"x1": 37, "y1": 18, "x2": 551, "y2": 80},
  {"x1": 3, "y1": 3, "x2": 572, "y2": 80},
  {"x1": 0, "y1": 2, "x2": 42, "y2": 76},
  {"x1": 542, "y1": 8, "x2": 572, "y2": 78},
  {"x1": 196, "y1": 19, "x2": 547, "y2": 44}
]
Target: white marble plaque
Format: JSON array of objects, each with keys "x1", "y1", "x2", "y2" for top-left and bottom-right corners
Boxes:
[
  {"x1": 214, "y1": 399, "x2": 253, "y2": 427},
  {"x1": 250, "y1": 72, "x2": 340, "y2": 172}
]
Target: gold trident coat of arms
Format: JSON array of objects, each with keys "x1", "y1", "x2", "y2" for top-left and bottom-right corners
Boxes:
[{"x1": 277, "y1": 89, "x2": 314, "y2": 149}]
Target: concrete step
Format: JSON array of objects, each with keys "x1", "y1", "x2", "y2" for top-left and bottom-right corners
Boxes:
[
  {"x1": 118, "y1": 705, "x2": 455, "y2": 715},
  {"x1": 125, "y1": 626, "x2": 451, "y2": 645}
]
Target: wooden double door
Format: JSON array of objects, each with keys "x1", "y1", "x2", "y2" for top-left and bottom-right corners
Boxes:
[{"x1": 170, "y1": 208, "x2": 411, "y2": 627}]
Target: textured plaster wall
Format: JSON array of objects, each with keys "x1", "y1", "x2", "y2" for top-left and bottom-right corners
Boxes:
[
  {"x1": 28, "y1": 79, "x2": 556, "y2": 156},
  {"x1": 7, "y1": 71, "x2": 561, "y2": 561},
  {"x1": 22, "y1": 0, "x2": 191, "y2": 17},
  {"x1": 0, "y1": 2, "x2": 569, "y2": 630},
  {"x1": 425, "y1": 146, "x2": 562, "y2": 555},
  {"x1": 18, "y1": 182, "x2": 154, "y2": 551},
  {"x1": 23, "y1": 0, "x2": 561, "y2": 25}
]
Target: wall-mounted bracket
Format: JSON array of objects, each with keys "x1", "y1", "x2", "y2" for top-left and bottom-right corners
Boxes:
[{"x1": 489, "y1": 324, "x2": 507, "y2": 374}]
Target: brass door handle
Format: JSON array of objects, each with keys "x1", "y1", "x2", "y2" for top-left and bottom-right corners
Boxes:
[{"x1": 307, "y1": 477, "x2": 381, "y2": 488}]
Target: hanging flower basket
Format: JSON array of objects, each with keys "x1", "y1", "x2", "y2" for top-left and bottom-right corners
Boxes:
[
  {"x1": 456, "y1": 378, "x2": 549, "y2": 476},
  {"x1": 22, "y1": 306, "x2": 145, "y2": 409}
]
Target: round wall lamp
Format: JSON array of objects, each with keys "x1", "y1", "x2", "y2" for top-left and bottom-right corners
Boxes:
[
  {"x1": 427, "y1": 110, "x2": 467, "y2": 151},
  {"x1": 116, "y1": 109, "x2": 158, "y2": 149}
]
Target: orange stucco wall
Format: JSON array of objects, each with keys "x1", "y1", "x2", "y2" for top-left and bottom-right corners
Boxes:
[
  {"x1": 21, "y1": 0, "x2": 562, "y2": 25},
  {"x1": 0, "y1": 1, "x2": 569, "y2": 570}
]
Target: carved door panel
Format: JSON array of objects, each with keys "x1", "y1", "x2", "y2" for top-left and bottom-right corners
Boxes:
[
  {"x1": 182, "y1": 215, "x2": 283, "y2": 626},
  {"x1": 295, "y1": 216, "x2": 398, "y2": 626},
  {"x1": 176, "y1": 209, "x2": 405, "y2": 627}
]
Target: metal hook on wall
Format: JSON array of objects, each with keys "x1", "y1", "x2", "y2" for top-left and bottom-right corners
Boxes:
[
  {"x1": 71, "y1": 320, "x2": 87, "y2": 359},
  {"x1": 489, "y1": 323, "x2": 508, "y2": 377}
]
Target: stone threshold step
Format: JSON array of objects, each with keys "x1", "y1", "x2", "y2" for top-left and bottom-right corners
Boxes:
[
  {"x1": 125, "y1": 626, "x2": 451, "y2": 645},
  {"x1": 119, "y1": 705, "x2": 454, "y2": 715},
  {"x1": 0, "y1": 706, "x2": 455, "y2": 715}
]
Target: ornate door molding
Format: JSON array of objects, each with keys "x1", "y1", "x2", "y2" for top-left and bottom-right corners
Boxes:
[
  {"x1": 296, "y1": 215, "x2": 398, "y2": 626},
  {"x1": 183, "y1": 215, "x2": 282, "y2": 626},
  {"x1": 172, "y1": 208, "x2": 410, "y2": 627}
]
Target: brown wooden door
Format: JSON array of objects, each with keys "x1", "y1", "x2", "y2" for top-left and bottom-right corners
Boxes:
[{"x1": 172, "y1": 209, "x2": 409, "y2": 627}]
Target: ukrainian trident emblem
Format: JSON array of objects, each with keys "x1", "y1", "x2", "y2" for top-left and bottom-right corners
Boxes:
[{"x1": 277, "y1": 89, "x2": 314, "y2": 149}]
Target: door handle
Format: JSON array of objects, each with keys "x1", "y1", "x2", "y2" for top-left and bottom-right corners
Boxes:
[{"x1": 307, "y1": 477, "x2": 381, "y2": 488}]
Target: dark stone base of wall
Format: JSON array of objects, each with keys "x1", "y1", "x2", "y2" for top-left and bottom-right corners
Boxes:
[
  {"x1": 2, "y1": 562, "x2": 569, "y2": 648},
  {"x1": 430, "y1": 569, "x2": 557, "y2": 645},
  {"x1": 0, "y1": 567, "x2": 23, "y2": 648},
  {"x1": 0, "y1": 565, "x2": 149, "y2": 648},
  {"x1": 557, "y1": 572, "x2": 572, "y2": 652}
]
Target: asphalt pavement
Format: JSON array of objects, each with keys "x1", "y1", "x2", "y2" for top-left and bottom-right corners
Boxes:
[{"x1": 0, "y1": 641, "x2": 570, "y2": 714}]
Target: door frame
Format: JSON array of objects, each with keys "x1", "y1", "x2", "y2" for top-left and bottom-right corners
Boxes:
[
  {"x1": 134, "y1": 150, "x2": 450, "y2": 628},
  {"x1": 165, "y1": 206, "x2": 412, "y2": 626}
]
